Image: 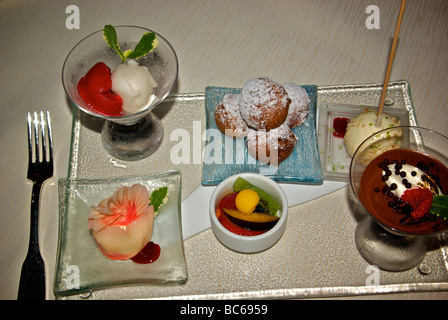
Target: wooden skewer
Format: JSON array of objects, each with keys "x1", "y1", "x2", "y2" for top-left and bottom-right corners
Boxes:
[{"x1": 376, "y1": 0, "x2": 407, "y2": 127}]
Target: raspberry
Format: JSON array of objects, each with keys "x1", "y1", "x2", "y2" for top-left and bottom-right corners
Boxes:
[{"x1": 401, "y1": 188, "x2": 433, "y2": 219}]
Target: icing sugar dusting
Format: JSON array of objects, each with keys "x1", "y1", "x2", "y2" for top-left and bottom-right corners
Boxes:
[
  {"x1": 247, "y1": 123, "x2": 297, "y2": 151},
  {"x1": 215, "y1": 93, "x2": 248, "y2": 137},
  {"x1": 239, "y1": 77, "x2": 289, "y2": 129},
  {"x1": 282, "y1": 83, "x2": 310, "y2": 128}
]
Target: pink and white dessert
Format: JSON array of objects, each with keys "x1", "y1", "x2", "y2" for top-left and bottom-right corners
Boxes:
[
  {"x1": 77, "y1": 25, "x2": 159, "y2": 117},
  {"x1": 88, "y1": 184, "x2": 154, "y2": 260}
]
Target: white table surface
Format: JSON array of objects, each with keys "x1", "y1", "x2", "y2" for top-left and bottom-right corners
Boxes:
[{"x1": 1, "y1": 0, "x2": 447, "y2": 300}]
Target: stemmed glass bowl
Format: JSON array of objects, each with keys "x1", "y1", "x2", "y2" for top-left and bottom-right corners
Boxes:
[
  {"x1": 349, "y1": 126, "x2": 448, "y2": 271},
  {"x1": 62, "y1": 25, "x2": 178, "y2": 160}
]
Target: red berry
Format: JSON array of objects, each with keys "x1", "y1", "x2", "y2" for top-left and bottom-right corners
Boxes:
[
  {"x1": 219, "y1": 192, "x2": 238, "y2": 210},
  {"x1": 401, "y1": 188, "x2": 433, "y2": 219},
  {"x1": 78, "y1": 62, "x2": 123, "y2": 116}
]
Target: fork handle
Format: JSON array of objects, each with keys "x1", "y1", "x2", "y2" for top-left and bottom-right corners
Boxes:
[{"x1": 17, "y1": 182, "x2": 45, "y2": 300}]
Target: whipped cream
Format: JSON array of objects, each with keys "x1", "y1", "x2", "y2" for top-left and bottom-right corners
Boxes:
[{"x1": 383, "y1": 163, "x2": 442, "y2": 197}]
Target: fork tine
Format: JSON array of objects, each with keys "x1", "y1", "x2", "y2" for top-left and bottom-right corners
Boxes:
[
  {"x1": 40, "y1": 111, "x2": 47, "y2": 162},
  {"x1": 27, "y1": 112, "x2": 33, "y2": 163},
  {"x1": 27, "y1": 111, "x2": 53, "y2": 164},
  {"x1": 46, "y1": 111, "x2": 53, "y2": 162},
  {"x1": 33, "y1": 111, "x2": 39, "y2": 163}
]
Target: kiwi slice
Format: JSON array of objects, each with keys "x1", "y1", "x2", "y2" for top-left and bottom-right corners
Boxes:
[{"x1": 233, "y1": 177, "x2": 280, "y2": 216}]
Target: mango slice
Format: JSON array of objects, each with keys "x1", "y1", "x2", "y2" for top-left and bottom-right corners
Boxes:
[{"x1": 222, "y1": 208, "x2": 280, "y2": 223}]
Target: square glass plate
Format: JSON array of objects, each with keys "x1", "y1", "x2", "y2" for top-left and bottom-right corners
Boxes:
[
  {"x1": 53, "y1": 170, "x2": 187, "y2": 298},
  {"x1": 202, "y1": 85, "x2": 323, "y2": 185},
  {"x1": 317, "y1": 104, "x2": 410, "y2": 181}
]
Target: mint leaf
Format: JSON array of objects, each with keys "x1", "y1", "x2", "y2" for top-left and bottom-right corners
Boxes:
[
  {"x1": 103, "y1": 25, "x2": 126, "y2": 63},
  {"x1": 150, "y1": 187, "x2": 168, "y2": 216},
  {"x1": 103, "y1": 25, "x2": 158, "y2": 63},
  {"x1": 233, "y1": 177, "x2": 280, "y2": 216},
  {"x1": 430, "y1": 195, "x2": 448, "y2": 220},
  {"x1": 125, "y1": 32, "x2": 158, "y2": 60}
]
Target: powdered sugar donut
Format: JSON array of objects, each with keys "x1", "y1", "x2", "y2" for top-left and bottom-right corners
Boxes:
[
  {"x1": 239, "y1": 77, "x2": 290, "y2": 131},
  {"x1": 282, "y1": 83, "x2": 310, "y2": 128},
  {"x1": 247, "y1": 123, "x2": 297, "y2": 165},
  {"x1": 214, "y1": 93, "x2": 249, "y2": 138}
]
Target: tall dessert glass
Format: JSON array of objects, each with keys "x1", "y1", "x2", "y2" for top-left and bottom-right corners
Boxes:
[
  {"x1": 350, "y1": 126, "x2": 448, "y2": 271},
  {"x1": 62, "y1": 26, "x2": 178, "y2": 161}
]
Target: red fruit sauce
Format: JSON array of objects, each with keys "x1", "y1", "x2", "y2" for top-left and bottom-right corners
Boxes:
[
  {"x1": 77, "y1": 62, "x2": 124, "y2": 116},
  {"x1": 131, "y1": 241, "x2": 161, "y2": 264},
  {"x1": 332, "y1": 117, "x2": 350, "y2": 138}
]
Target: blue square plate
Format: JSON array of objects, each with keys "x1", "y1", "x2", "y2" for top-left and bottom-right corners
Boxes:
[{"x1": 202, "y1": 85, "x2": 323, "y2": 185}]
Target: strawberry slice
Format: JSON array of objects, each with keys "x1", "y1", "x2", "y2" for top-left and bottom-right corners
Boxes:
[
  {"x1": 401, "y1": 188, "x2": 433, "y2": 219},
  {"x1": 78, "y1": 62, "x2": 123, "y2": 116},
  {"x1": 219, "y1": 192, "x2": 238, "y2": 210}
]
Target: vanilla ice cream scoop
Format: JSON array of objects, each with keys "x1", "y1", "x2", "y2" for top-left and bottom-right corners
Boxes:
[
  {"x1": 344, "y1": 109, "x2": 401, "y2": 163},
  {"x1": 111, "y1": 60, "x2": 157, "y2": 114}
]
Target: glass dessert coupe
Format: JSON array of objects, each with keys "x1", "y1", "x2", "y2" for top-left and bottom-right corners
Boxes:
[
  {"x1": 62, "y1": 26, "x2": 178, "y2": 161},
  {"x1": 350, "y1": 126, "x2": 448, "y2": 271}
]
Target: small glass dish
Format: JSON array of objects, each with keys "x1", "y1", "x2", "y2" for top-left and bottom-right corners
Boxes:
[
  {"x1": 317, "y1": 103, "x2": 410, "y2": 181},
  {"x1": 62, "y1": 26, "x2": 178, "y2": 161},
  {"x1": 53, "y1": 170, "x2": 187, "y2": 298}
]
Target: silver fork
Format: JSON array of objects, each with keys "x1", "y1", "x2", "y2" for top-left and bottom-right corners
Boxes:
[{"x1": 18, "y1": 111, "x2": 54, "y2": 300}]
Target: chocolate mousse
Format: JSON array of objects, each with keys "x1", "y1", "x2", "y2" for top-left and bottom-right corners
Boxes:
[{"x1": 359, "y1": 148, "x2": 448, "y2": 234}]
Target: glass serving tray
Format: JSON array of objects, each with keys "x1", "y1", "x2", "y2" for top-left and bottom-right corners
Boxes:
[{"x1": 61, "y1": 80, "x2": 448, "y2": 299}]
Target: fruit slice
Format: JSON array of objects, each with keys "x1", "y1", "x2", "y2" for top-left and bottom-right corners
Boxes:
[
  {"x1": 219, "y1": 192, "x2": 238, "y2": 210},
  {"x1": 233, "y1": 177, "x2": 279, "y2": 215},
  {"x1": 235, "y1": 189, "x2": 260, "y2": 214},
  {"x1": 222, "y1": 208, "x2": 279, "y2": 223},
  {"x1": 77, "y1": 62, "x2": 123, "y2": 116},
  {"x1": 216, "y1": 208, "x2": 265, "y2": 236}
]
